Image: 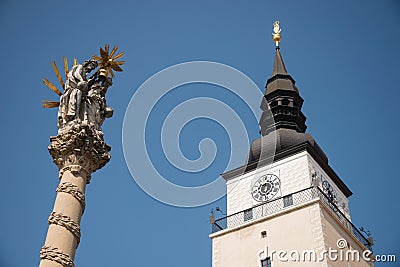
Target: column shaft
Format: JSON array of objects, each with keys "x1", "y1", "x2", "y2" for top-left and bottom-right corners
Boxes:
[{"x1": 39, "y1": 168, "x2": 87, "y2": 267}]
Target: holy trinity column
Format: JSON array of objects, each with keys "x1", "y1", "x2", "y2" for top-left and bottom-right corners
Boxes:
[{"x1": 39, "y1": 45, "x2": 124, "y2": 267}]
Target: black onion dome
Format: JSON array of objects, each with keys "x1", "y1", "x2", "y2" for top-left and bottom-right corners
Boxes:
[{"x1": 248, "y1": 128, "x2": 328, "y2": 164}]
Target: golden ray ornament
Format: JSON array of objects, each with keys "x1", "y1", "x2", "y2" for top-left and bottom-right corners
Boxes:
[
  {"x1": 92, "y1": 44, "x2": 125, "y2": 78},
  {"x1": 42, "y1": 60, "x2": 63, "y2": 108},
  {"x1": 41, "y1": 57, "x2": 79, "y2": 108}
]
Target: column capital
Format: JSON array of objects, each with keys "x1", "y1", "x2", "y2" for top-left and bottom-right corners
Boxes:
[{"x1": 48, "y1": 125, "x2": 111, "y2": 176}]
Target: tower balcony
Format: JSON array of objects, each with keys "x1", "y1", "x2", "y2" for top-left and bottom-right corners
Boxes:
[{"x1": 210, "y1": 186, "x2": 373, "y2": 251}]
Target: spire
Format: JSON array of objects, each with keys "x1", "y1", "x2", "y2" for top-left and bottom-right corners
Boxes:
[
  {"x1": 271, "y1": 21, "x2": 287, "y2": 76},
  {"x1": 271, "y1": 48, "x2": 288, "y2": 76},
  {"x1": 258, "y1": 21, "x2": 307, "y2": 135}
]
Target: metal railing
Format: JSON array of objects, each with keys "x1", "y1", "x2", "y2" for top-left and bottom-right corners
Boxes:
[
  {"x1": 211, "y1": 186, "x2": 373, "y2": 251},
  {"x1": 314, "y1": 187, "x2": 373, "y2": 251}
]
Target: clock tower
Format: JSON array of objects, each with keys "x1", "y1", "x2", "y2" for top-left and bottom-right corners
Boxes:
[{"x1": 210, "y1": 22, "x2": 374, "y2": 267}]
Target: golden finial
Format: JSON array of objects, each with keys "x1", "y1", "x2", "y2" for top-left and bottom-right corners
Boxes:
[{"x1": 272, "y1": 20, "x2": 281, "y2": 47}]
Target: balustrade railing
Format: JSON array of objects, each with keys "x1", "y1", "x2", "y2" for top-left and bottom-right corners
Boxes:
[{"x1": 211, "y1": 186, "x2": 373, "y2": 251}]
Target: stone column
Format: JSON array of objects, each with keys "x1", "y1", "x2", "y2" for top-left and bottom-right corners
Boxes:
[{"x1": 39, "y1": 125, "x2": 111, "y2": 267}]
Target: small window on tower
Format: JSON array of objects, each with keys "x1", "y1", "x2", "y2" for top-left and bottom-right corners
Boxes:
[
  {"x1": 283, "y1": 194, "x2": 293, "y2": 207},
  {"x1": 261, "y1": 257, "x2": 272, "y2": 267},
  {"x1": 244, "y1": 208, "x2": 253, "y2": 221},
  {"x1": 282, "y1": 98, "x2": 290, "y2": 106}
]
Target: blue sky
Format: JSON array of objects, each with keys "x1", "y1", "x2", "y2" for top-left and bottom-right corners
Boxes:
[{"x1": 1, "y1": 0, "x2": 399, "y2": 266}]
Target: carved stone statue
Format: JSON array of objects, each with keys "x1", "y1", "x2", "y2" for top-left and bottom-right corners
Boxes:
[
  {"x1": 82, "y1": 72, "x2": 114, "y2": 129},
  {"x1": 42, "y1": 44, "x2": 124, "y2": 133},
  {"x1": 58, "y1": 60, "x2": 98, "y2": 129},
  {"x1": 55, "y1": 60, "x2": 115, "y2": 131}
]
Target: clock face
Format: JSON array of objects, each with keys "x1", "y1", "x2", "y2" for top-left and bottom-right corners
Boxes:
[{"x1": 251, "y1": 174, "x2": 281, "y2": 202}]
